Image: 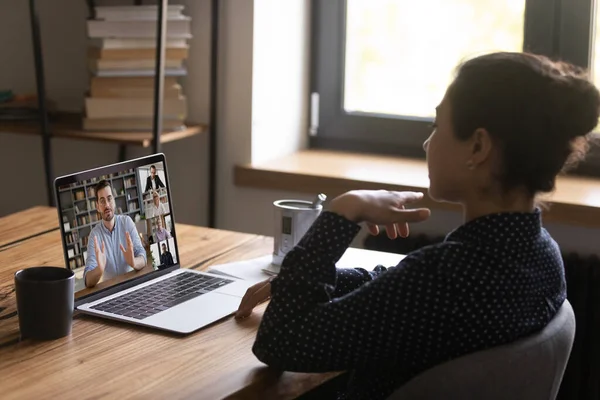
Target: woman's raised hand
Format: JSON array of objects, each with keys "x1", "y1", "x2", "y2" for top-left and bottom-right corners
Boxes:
[{"x1": 329, "y1": 190, "x2": 431, "y2": 239}]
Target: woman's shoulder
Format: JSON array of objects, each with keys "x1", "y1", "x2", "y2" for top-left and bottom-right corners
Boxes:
[
  {"x1": 368, "y1": 242, "x2": 470, "y2": 290},
  {"x1": 397, "y1": 238, "x2": 514, "y2": 275},
  {"x1": 398, "y1": 229, "x2": 563, "y2": 275},
  {"x1": 394, "y1": 240, "x2": 468, "y2": 273},
  {"x1": 403, "y1": 240, "x2": 464, "y2": 260}
]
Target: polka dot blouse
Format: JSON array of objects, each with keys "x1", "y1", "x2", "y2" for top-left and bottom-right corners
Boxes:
[{"x1": 252, "y1": 210, "x2": 567, "y2": 400}]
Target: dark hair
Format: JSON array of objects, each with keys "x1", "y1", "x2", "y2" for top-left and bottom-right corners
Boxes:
[
  {"x1": 447, "y1": 52, "x2": 600, "y2": 195},
  {"x1": 150, "y1": 165, "x2": 156, "y2": 171},
  {"x1": 95, "y1": 180, "x2": 112, "y2": 197}
]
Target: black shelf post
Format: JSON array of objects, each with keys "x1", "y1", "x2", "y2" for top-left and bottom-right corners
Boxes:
[
  {"x1": 152, "y1": 0, "x2": 168, "y2": 155},
  {"x1": 208, "y1": 0, "x2": 219, "y2": 228},
  {"x1": 29, "y1": 0, "x2": 55, "y2": 207}
]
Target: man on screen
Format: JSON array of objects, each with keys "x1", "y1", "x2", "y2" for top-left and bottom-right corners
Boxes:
[
  {"x1": 144, "y1": 165, "x2": 165, "y2": 193},
  {"x1": 154, "y1": 217, "x2": 172, "y2": 242},
  {"x1": 147, "y1": 190, "x2": 168, "y2": 218},
  {"x1": 160, "y1": 243, "x2": 175, "y2": 267},
  {"x1": 84, "y1": 180, "x2": 147, "y2": 288}
]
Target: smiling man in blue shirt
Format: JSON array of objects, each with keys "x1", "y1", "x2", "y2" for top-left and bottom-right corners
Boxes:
[{"x1": 84, "y1": 180, "x2": 147, "y2": 288}]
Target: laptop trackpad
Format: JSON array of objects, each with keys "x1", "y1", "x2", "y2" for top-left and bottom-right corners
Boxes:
[
  {"x1": 214, "y1": 279, "x2": 252, "y2": 298},
  {"x1": 146, "y1": 292, "x2": 241, "y2": 334}
]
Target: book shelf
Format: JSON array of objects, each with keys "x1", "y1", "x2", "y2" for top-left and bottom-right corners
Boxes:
[
  {"x1": 0, "y1": 112, "x2": 207, "y2": 147},
  {"x1": 6, "y1": 0, "x2": 220, "y2": 228},
  {"x1": 57, "y1": 168, "x2": 142, "y2": 270}
]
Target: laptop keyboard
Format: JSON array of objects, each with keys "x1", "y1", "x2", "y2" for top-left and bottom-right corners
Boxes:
[{"x1": 90, "y1": 271, "x2": 234, "y2": 320}]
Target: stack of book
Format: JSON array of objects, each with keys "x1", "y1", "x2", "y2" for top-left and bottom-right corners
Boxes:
[{"x1": 84, "y1": 4, "x2": 191, "y2": 132}]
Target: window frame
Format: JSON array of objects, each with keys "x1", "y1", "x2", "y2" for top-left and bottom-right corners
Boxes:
[
  {"x1": 310, "y1": 0, "x2": 600, "y2": 175},
  {"x1": 557, "y1": 0, "x2": 600, "y2": 176}
]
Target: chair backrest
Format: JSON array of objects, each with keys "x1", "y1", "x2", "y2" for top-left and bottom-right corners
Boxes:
[{"x1": 388, "y1": 299, "x2": 576, "y2": 400}]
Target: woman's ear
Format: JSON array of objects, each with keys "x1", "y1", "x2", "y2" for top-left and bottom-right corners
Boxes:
[{"x1": 468, "y1": 128, "x2": 493, "y2": 167}]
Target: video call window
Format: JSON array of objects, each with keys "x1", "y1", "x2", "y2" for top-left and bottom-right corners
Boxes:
[
  {"x1": 151, "y1": 239, "x2": 178, "y2": 270},
  {"x1": 57, "y1": 161, "x2": 178, "y2": 294}
]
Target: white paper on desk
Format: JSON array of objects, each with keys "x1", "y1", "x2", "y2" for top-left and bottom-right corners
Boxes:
[
  {"x1": 207, "y1": 247, "x2": 405, "y2": 284},
  {"x1": 336, "y1": 247, "x2": 405, "y2": 269},
  {"x1": 207, "y1": 255, "x2": 273, "y2": 284}
]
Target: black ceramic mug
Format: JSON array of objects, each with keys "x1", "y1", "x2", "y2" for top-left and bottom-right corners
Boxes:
[{"x1": 14, "y1": 266, "x2": 75, "y2": 340}]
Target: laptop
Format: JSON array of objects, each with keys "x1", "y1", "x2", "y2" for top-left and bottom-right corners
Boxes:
[{"x1": 54, "y1": 153, "x2": 253, "y2": 334}]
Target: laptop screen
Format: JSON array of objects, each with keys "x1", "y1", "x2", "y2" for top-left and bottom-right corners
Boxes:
[{"x1": 55, "y1": 155, "x2": 180, "y2": 298}]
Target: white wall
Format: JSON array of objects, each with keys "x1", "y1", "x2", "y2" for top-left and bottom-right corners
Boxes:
[
  {"x1": 215, "y1": 0, "x2": 313, "y2": 236},
  {"x1": 251, "y1": 0, "x2": 309, "y2": 164}
]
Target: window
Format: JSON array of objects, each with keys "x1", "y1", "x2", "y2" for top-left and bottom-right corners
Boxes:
[
  {"x1": 344, "y1": 0, "x2": 525, "y2": 119},
  {"x1": 311, "y1": 0, "x2": 597, "y2": 169},
  {"x1": 593, "y1": 1, "x2": 600, "y2": 86}
]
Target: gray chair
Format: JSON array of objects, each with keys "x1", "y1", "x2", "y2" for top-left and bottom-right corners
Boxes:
[{"x1": 388, "y1": 299, "x2": 576, "y2": 400}]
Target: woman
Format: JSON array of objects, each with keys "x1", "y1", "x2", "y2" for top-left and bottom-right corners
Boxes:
[{"x1": 235, "y1": 52, "x2": 600, "y2": 400}]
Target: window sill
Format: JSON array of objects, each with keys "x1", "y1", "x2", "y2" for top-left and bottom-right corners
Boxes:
[{"x1": 234, "y1": 149, "x2": 600, "y2": 229}]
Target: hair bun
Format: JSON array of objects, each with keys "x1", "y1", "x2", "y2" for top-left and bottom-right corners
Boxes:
[{"x1": 549, "y1": 65, "x2": 600, "y2": 141}]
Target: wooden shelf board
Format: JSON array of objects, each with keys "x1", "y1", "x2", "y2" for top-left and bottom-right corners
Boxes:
[{"x1": 0, "y1": 112, "x2": 207, "y2": 147}]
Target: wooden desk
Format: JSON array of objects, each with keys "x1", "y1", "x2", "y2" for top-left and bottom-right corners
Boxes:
[
  {"x1": 0, "y1": 206, "x2": 59, "y2": 249},
  {"x1": 0, "y1": 207, "x2": 336, "y2": 399}
]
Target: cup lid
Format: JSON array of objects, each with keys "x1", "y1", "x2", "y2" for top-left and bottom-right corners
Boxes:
[{"x1": 273, "y1": 199, "x2": 321, "y2": 210}]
